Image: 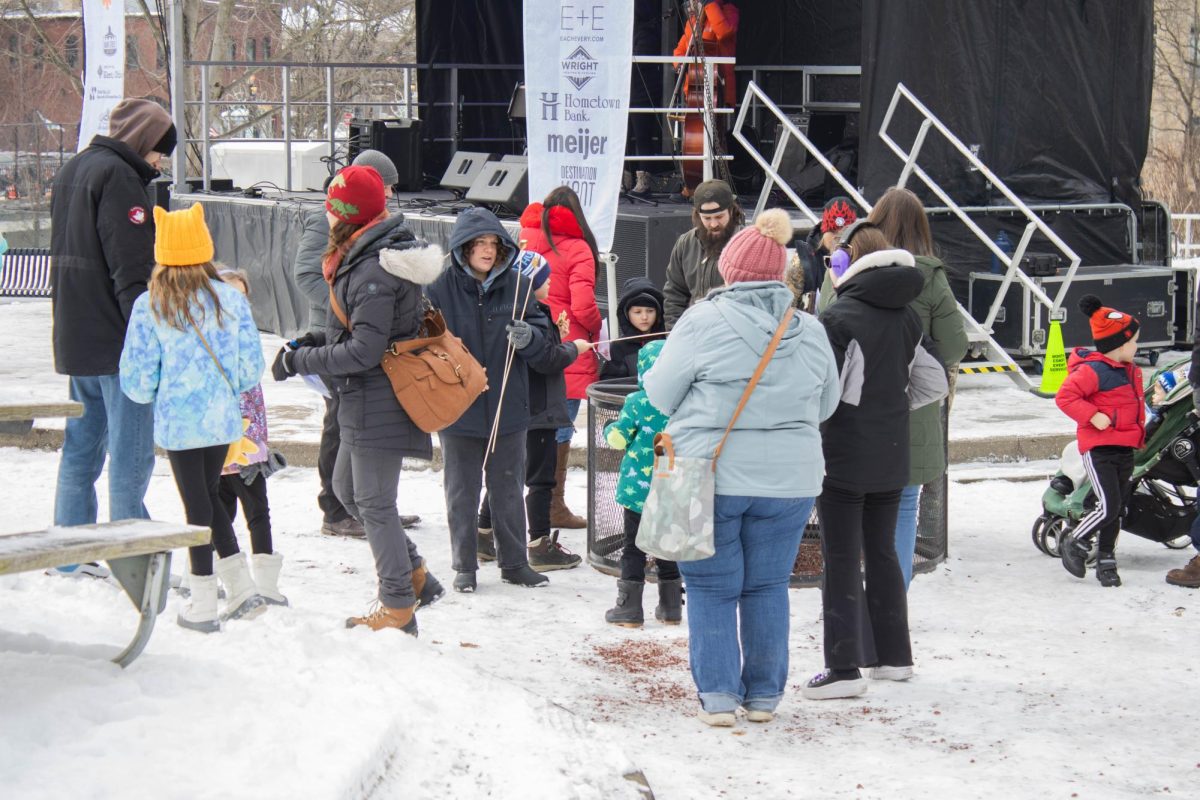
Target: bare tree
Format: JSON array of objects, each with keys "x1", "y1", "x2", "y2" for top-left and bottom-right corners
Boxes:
[{"x1": 1146, "y1": 0, "x2": 1199, "y2": 216}]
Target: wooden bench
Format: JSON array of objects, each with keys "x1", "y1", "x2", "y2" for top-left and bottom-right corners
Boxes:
[
  {"x1": 0, "y1": 248, "x2": 51, "y2": 297},
  {"x1": 0, "y1": 520, "x2": 211, "y2": 667},
  {"x1": 0, "y1": 400, "x2": 83, "y2": 436}
]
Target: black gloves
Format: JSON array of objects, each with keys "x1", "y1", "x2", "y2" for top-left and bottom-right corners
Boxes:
[
  {"x1": 288, "y1": 332, "x2": 323, "y2": 349},
  {"x1": 271, "y1": 347, "x2": 296, "y2": 382},
  {"x1": 506, "y1": 320, "x2": 534, "y2": 350}
]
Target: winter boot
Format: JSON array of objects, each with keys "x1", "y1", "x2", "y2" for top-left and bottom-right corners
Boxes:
[
  {"x1": 631, "y1": 170, "x2": 653, "y2": 196},
  {"x1": 654, "y1": 578, "x2": 683, "y2": 625},
  {"x1": 605, "y1": 580, "x2": 645, "y2": 627},
  {"x1": 1060, "y1": 534, "x2": 1091, "y2": 578},
  {"x1": 1095, "y1": 551, "x2": 1122, "y2": 587},
  {"x1": 412, "y1": 564, "x2": 445, "y2": 609},
  {"x1": 400, "y1": 514, "x2": 422, "y2": 528},
  {"x1": 477, "y1": 528, "x2": 497, "y2": 562},
  {"x1": 528, "y1": 532, "x2": 582, "y2": 572},
  {"x1": 346, "y1": 603, "x2": 418, "y2": 635},
  {"x1": 453, "y1": 571, "x2": 477, "y2": 593},
  {"x1": 214, "y1": 552, "x2": 268, "y2": 621},
  {"x1": 550, "y1": 442, "x2": 587, "y2": 529},
  {"x1": 1166, "y1": 554, "x2": 1200, "y2": 587},
  {"x1": 501, "y1": 564, "x2": 550, "y2": 588},
  {"x1": 250, "y1": 552, "x2": 288, "y2": 607},
  {"x1": 177, "y1": 574, "x2": 220, "y2": 634},
  {"x1": 321, "y1": 517, "x2": 366, "y2": 538}
]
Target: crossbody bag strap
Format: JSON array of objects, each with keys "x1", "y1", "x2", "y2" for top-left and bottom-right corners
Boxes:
[
  {"x1": 328, "y1": 285, "x2": 351, "y2": 331},
  {"x1": 191, "y1": 320, "x2": 236, "y2": 394},
  {"x1": 712, "y1": 307, "x2": 795, "y2": 466}
]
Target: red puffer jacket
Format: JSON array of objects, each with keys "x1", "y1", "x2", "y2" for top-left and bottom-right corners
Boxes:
[
  {"x1": 519, "y1": 203, "x2": 601, "y2": 399},
  {"x1": 1056, "y1": 348, "x2": 1145, "y2": 454}
]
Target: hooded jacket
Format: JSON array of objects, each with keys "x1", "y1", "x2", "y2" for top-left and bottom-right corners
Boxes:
[
  {"x1": 289, "y1": 215, "x2": 442, "y2": 456},
  {"x1": 604, "y1": 340, "x2": 669, "y2": 512},
  {"x1": 644, "y1": 281, "x2": 841, "y2": 498},
  {"x1": 425, "y1": 207, "x2": 555, "y2": 439},
  {"x1": 519, "y1": 203, "x2": 602, "y2": 400},
  {"x1": 818, "y1": 249, "x2": 928, "y2": 492},
  {"x1": 599, "y1": 276, "x2": 667, "y2": 381},
  {"x1": 1056, "y1": 347, "x2": 1145, "y2": 453},
  {"x1": 50, "y1": 134, "x2": 164, "y2": 375},
  {"x1": 527, "y1": 299, "x2": 580, "y2": 430},
  {"x1": 293, "y1": 205, "x2": 333, "y2": 333}
]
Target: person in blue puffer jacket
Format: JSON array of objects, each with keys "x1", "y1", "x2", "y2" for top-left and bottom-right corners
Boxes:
[{"x1": 120, "y1": 203, "x2": 266, "y2": 634}]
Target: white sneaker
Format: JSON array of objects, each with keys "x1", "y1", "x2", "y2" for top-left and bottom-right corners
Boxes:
[
  {"x1": 869, "y1": 665, "x2": 914, "y2": 681},
  {"x1": 745, "y1": 710, "x2": 774, "y2": 723},
  {"x1": 697, "y1": 710, "x2": 736, "y2": 727}
]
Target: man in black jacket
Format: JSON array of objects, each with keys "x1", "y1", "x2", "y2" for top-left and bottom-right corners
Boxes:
[{"x1": 50, "y1": 98, "x2": 175, "y2": 557}]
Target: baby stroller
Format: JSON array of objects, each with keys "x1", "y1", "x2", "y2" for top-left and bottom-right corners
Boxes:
[{"x1": 1032, "y1": 356, "x2": 1199, "y2": 559}]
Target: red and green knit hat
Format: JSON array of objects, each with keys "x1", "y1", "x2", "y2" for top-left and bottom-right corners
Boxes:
[
  {"x1": 325, "y1": 165, "x2": 385, "y2": 224},
  {"x1": 1079, "y1": 294, "x2": 1139, "y2": 353}
]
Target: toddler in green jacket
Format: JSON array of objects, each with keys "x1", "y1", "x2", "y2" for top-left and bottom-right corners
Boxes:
[{"x1": 602, "y1": 340, "x2": 681, "y2": 627}]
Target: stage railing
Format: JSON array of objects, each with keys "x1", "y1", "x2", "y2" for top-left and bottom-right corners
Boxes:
[{"x1": 1176, "y1": 213, "x2": 1200, "y2": 261}]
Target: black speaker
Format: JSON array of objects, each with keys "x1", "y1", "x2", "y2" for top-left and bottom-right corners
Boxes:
[
  {"x1": 440, "y1": 151, "x2": 497, "y2": 193},
  {"x1": 465, "y1": 161, "x2": 528, "y2": 215},
  {"x1": 598, "y1": 206, "x2": 696, "y2": 310},
  {"x1": 770, "y1": 112, "x2": 812, "y2": 193},
  {"x1": 348, "y1": 118, "x2": 423, "y2": 192}
]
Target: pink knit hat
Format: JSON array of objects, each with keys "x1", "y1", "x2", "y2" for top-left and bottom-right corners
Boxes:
[{"x1": 717, "y1": 209, "x2": 794, "y2": 285}]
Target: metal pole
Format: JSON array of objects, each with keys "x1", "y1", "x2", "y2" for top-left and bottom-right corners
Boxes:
[
  {"x1": 702, "y1": 61, "x2": 714, "y2": 182},
  {"x1": 449, "y1": 67, "x2": 459, "y2": 148},
  {"x1": 169, "y1": 0, "x2": 186, "y2": 194},
  {"x1": 326, "y1": 66, "x2": 335, "y2": 168},
  {"x1": 282, "y1": 65, "x2": 292, "y2": 191},
  {"x1": 603, "y1": 252, "x2": 620, "y2": 337},
  {"x1": 200, "y1": 65, "x2": 210, "y2": 190},
  {"x1": 404, "y1": 67, "x2": 412, "y2": 118}
]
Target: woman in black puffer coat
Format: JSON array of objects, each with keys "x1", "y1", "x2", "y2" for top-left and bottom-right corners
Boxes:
[{"x1": 275, "y1": 165, "x2": 445, "y2": 635}]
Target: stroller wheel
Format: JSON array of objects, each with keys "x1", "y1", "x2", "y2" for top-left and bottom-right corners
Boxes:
[
  {"x1": 1043, "y1": 517, "x2": 1069, "y2": 558},
  {"x1": 1164, "y1": 535, "x2": 1193, "y2": 550},
  {"x1": 1031, "y1": 515, "x2": 1050, "y2": 555}
]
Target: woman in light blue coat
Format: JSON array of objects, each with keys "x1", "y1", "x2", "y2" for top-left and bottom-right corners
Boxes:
[
  {"x1": 120, "y1": 203, "x2": 266, "y2": 633},
  {"x1": 644, "y1": 209, "x2": 841, "y2": 727}
]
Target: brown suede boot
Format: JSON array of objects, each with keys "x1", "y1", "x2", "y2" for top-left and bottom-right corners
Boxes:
[
  {"x1": 346, "y1": 603, "x2": 418, "y2": 635},
  {"x1": 1166, "y1": 554, "x2": 1200, "y2": 588},
  {"x1": 550, "y1": 441, "x2": 587, "y2": 529}
]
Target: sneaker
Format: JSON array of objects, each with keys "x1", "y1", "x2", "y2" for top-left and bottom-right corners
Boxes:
[
  {"x1": 500, "y1": 564, "x2": 549, "y2": 588},
  {"x1": 321, "y1": 517, "x2": 366, "y2": 538},
  {"x1": 453, "y1": 571, "x2": 477, "y2": 593},
  {"x1": 1096, "y1": 552, "x2": 1122, "y2": 587},
  {"x1": 1060, "y1": 535, "x2": 1090, "y2": 578},
  {"x1": 345, "y1": 602, "x2": 418, "y2": 635},
  {"x1": 868, "y1": 665, "x2": 914, "y2": 681},
  {"x1": 477, "y1": 529, "x2": 497, "y2": 562},
  {"x1": 528, "y1": 532, "x2": 582, "y2": 572},
  {"x1": 744, "y1": 709, "x2": 774, "y2": 723},
  {"x1": 697, "y1": 710, "x2": 736, "y2": 727},
  {"x1": 802, "y1": 669, "x2": 868, "y2": 700},
  {"x1": 400, "y1": 514, "x2": 421, "y2": 528},
  {"x1": 1166, "y1": 554, "x2": 1200, "y2": 588},
  {"x1": 51, "y1": 562, "x2": 111, "y2": 579}
]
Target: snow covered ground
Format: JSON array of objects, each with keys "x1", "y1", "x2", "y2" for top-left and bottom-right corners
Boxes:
[{"x1": 2, "y1": 445, "x2": 1197, "y2": 799}]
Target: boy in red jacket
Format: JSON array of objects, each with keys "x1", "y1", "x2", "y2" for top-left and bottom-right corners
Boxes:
[{"x1": 1055, "y1": 294, "x2": 1144, "y2": 586}]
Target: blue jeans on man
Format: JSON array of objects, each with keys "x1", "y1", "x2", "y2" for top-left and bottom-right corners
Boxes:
[
  {"x1": 677, "y1": 494, "x2": 816, "y2": 714},
  {"x1": 894, "y1": 484, "x2": 922, "y2": 589},
  {"x1": 53, "y1": 375, "x2": 155, "y2": 528},
  {"x1": 555, "y1": 398, "x2": 581, "y2": 445}
]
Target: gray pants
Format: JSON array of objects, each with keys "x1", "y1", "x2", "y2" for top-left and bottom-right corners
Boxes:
[
  {"x1": 441, "y1": 431, "x2": 530, "y2": 572},
  {"x1": 334, "y1": 445, "x2": 421, "y2": 609}
]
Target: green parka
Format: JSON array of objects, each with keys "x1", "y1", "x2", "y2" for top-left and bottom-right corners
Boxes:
[{"x1": 604, "y1": 341, "x2": 668, "y2": 512}]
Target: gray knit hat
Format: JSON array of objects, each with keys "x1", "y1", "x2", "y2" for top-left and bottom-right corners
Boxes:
[{"x1": 351, "y1": 149, "x2": 399, "y2": 188}]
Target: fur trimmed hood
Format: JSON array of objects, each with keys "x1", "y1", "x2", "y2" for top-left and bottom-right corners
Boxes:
[
  {"x1": 379, "y1": 243, "x2": 445, "y2": 286},
  {"x1": 834, "y1": 248, "x2": 924, "y2": 310},
  {"x1": 834, "y1": 248, "x2": 915, "y2": 288}
]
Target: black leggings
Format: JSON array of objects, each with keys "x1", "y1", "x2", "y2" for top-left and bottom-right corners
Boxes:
[
  {"x1": 219, "y1": 472, "x2": 273, "y2": 555},
  {"x1": 621, "y1": 507, "x2": 680, "y2": 582},
  {"x1": 168, "y1": 445, "x2": 241, "y2": 576}
]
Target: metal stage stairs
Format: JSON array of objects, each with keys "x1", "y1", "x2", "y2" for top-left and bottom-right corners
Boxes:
[{"x1": 732, "y1": 81, "x2": 1092, "y2": 393}]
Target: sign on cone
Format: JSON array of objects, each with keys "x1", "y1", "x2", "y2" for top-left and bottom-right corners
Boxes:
[{"x1": 1039, "y1": 320, "x2": 1069, "y2": 394}]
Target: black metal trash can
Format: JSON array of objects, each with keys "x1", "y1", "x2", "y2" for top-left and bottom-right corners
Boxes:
[{"x1": 586, "y1": 381, "x2": 949, "y2": 587}]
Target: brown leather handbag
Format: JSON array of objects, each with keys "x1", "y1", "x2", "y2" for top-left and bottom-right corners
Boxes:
[{"x1": 329, "y1": 287, "x2": 487, "y2": 433}]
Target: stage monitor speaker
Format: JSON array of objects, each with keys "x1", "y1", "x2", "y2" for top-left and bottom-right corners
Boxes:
[
  {"x1": 501, "y1": 154, "x2": 527, "y2": 163},
  {"x1": 465, "y1": 161, "x2": 528, "y2": 215},
  {"x1": 347, "y1": 118, "x2": 423, "y2": 192},
  {"x1": 599, "y1": 206, "x2": 696, "y2": 310},
  {"x1": 440, "y1": 151, "x2": 497, "y2": 193}
]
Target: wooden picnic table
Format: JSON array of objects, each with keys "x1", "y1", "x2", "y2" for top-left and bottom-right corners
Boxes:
[{"x1": 0, "y1": 401, "x2": 84, "y2": 422}]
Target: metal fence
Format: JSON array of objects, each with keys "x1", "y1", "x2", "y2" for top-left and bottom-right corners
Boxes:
[{"x1": 1177, "y1": 213, "x2": 1200, "y2": 260}]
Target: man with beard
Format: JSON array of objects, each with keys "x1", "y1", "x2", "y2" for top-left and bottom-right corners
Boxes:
[{"x1": 662, "y1": 180, "x2": 744, "y2": 328}]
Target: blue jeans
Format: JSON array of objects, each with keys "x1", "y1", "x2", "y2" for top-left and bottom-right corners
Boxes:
[
  {"x1": 53, "y1": 375, "x2": 155, "y2": 527},
  {"x1": 555, "y1": 399, "x2": 581, "y2": 445},
  {"x1": 894, "y1": 484, "x2": 921, "y2": 590},
  {"x1": 678, "y1": 494, "x2": 815, "y2": 714}
]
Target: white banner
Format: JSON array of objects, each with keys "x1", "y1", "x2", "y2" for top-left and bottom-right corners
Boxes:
[
  {"x1": 79, "y1": 0, "x2": 126, "y2": 152},
  {"x1": 523, "y1": 1, "x2": 633, "y2": 252}
]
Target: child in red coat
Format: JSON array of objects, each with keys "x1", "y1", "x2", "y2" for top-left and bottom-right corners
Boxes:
[{"x1": 1055, "y1": 294, "x2": 1143, "y2": 586}]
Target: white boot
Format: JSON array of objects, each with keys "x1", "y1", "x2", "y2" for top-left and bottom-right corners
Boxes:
[
  {"x1": 251, "y1": 552, "x2": 289, "y2": 607},
  {"x1": 632, "y1": 170, "x2": 652, "y2": 195},
  {"x1": 177, "y1": 574, "x2": 220, "y2": 634},
  {"x1": 214, "y1": 552, "x2": 267, "y2": 621}
]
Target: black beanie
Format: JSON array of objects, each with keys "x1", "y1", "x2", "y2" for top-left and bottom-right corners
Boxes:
[
  {"x1": 624, "y1": 292, "x2": 662, "y2": 315},
  {"x1": 152, "y1": 124, "x2": 178, "y2": 156}
]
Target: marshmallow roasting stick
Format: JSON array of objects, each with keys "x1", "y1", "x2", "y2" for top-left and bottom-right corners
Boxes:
[
  {"x1": 484, "y1": 275, "x2": 536, "y2": 467},
  {"x1": 591, "y1": 331, "x2": 666, "y2": 347}
]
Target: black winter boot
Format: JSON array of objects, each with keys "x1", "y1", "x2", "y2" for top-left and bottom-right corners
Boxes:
[
  {"x1": 501, "y1": 564, "x2": 550, "y2": 588},
  {"x1": 1096, "y1": 552, "x2": 1122, "y2": 587},
  {"x1": 654, "y1": 578, "x2": 683, "y2": 625},
  {"x1": 1060, "y1": 534, "x2": 1091, "y2": 578},
  {"x1": 605, "y1": 580, "x2": 645, "y2": 627}
]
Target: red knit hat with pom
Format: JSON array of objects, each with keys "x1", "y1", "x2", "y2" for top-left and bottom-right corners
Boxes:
[
  {"x1": 325, "y1": 165, "x2": 385, "y2": 224},
  {"x1": 718, "y1": 208, "x2": 794, "y2": 284},
  {"x1": 1079, "y1": 294, "x2": 1139, "y2": 353}
]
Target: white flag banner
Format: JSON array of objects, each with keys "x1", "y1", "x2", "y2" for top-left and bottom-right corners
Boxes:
[
  {"x1": 79, "y1": 0, "x2": 126, "y2": 152},
  {"x1": 523, "y1": 1, "x2": 633, "y2": 252}
]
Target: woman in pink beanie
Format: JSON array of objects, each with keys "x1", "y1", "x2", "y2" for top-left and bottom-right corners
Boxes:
[{"x1": 643, "y1": 208, "x2": 842, "y2": 727}]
